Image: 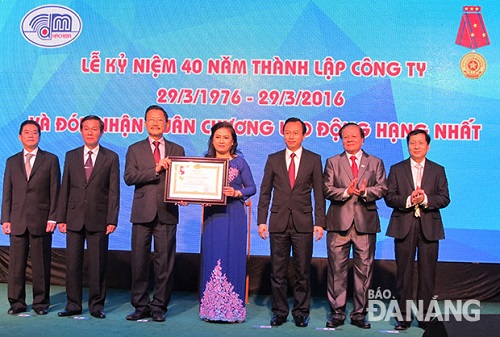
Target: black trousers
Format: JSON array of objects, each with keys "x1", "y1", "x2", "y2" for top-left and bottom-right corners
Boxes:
[
  {"x1": 269, "y1": 214, "x2": 313, "y2": 318},
  {"x1": 8, "y1": 231, "x2": 52, "y2": 311},
  {"x1": 394, "y1": 216, "x2": 439, "y2": 322},
  {"x1": 130, "y1": 218, "x2": 177, "y2": 313},
  {"x1": 65, "y1": 228, "x2": 108, "y2": 312}
]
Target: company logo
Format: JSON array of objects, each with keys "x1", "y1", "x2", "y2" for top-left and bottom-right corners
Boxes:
[
  {"x1": 20, "y1": 5, "x2": 82, "y2": 48},
  {"x1": 367, "y1": 288, "x2": 481, "y2": 323}
]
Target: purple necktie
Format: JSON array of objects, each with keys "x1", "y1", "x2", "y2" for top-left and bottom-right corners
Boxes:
[{"x1": 85, "y1": 151, "x2": 93, "y2": 181}]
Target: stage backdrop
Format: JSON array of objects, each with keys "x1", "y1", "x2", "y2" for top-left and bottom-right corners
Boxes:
[{"x1": 1, "y1": 1, "x2": 498, "y2": 263}]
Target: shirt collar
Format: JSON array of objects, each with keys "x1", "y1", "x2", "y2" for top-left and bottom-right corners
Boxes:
[
  {"x1": 410, "y1": 158, "x2": 426, "y2": 169},
  {"x1": 286, "y1": 146, "x2": 303, "y2": 159},
  {"x1": 346, "y1": 150, "x2": 362, "y2": 161},
  {"x1": 149, "y1": 136, "x2": 164, "y2": 146},
  {"x1": 23, "y1": 147, "x2": 39, "y2": 156},
  {"x1": 84, "y1": 145, "x2": 100, "y2": 156}
]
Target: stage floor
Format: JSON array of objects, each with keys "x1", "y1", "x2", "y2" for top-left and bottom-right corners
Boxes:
[{"x1": 1, "y1": 284, "x2": 499, "y2": 337}]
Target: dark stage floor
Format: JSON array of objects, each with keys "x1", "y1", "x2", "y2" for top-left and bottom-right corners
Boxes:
[{"x1": 1, "y1": 284, "x2": 499, "y2": 337}]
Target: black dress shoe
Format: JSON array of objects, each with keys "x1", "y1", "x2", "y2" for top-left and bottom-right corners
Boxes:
[
  {"x1": 57, "y1": 309, "x2": 82, "y2": 317},
  {"x1": 7, "y1": 307, "x2": 26, "y2": 315},
  {"x1": 294, "y1": 315, "x2": 308, "y2": 327},
  {"x1": 418, "y1": 321, "x2": 430, "y2": 330},
  {"x1": 126, "y1": 310, "x2": 150, "y2": 321},
  {"x1": 326, "y1": 316, "x2": 344, "y2": 328},
  {"x1": 394, "y1": 321, "x2": 410, "y2": 330},
  {"x1": 351, "y1": 318, "x2": 371, "y2": 329},
  {"x1": 151, "y1": 311, "x2": 166, "y2": 322},
  {"x1": 270, "y1": 314, "x2": 286, "y2": 326},
  {"x1": 34, "y1": 308, "x2": 49, "y2": 315},
  {"x1": 91, "y1": 310, "x2": 106, "y2": 319}
]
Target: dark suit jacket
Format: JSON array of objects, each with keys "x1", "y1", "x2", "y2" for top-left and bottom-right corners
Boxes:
[
  {"x1": 385, "y1": 158, "x2": 450, "y2": 241},
  {"x1": 124, "y1": 138, "x2": 185, "y2": 224},
  {"x1": 323, "y1": 151, "x2": 387, "y2": 233},
  {"x1": 2, "y1": 149, "x2": 60, "y2": 236},
  {"x1": 57, "y1": 146, "x2": 120, "y2": 231},
  {"x1": 257, "y1": 148, "x2": 325, "y2": 232}
]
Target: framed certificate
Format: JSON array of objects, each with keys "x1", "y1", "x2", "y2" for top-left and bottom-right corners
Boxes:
[{"x1": 164, "y1": 156, "x2": 229, "y2": 205}]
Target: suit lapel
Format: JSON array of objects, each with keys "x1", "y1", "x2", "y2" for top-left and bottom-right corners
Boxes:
[
  {"x1": 143, "y1": 138, "x2": 156, "y2": 164},
  {"x1": 137, "y1": 137, "x2": 156, "y2": 164},
  {"x1": 293, "y1": 149, "x2": 315, "y2": 187},
  {"x1": 279, "y1": 150, "x2": 291, "y2": 189},
  {"x1": 357, "y1": 151, "x2": 368, "y2": 179},
  {"x1": 88, "y1": 147, "x2": 106, "y2": 183},
  {"x1": 29, "y1": 149, "x2": 46, "y2": 179},
  {"x1": 420, "y1": 160, "x2": 431, "y2": 189},
  {"x1": 16, "y1": 150, "x2": 47, "y2": 181},
  {"x1": 163, "y1": 138, "x2": 177, "y2": 157},
  {"x1": 162, "y1": 138, "x2": 169, "y2": 157},
  {"x1": 294, "y1": 150, "x2": 304, "y2": 187},
  {"x1": 14, "y1": 152, "x2": 27, "y2": 179},
  {"x1": 74, "y1": 147, "x2": 87, "y2": 183},
  {"x1": 403, "y1": 159, "x2": 415, "y2": 190},
  {"x1": 340, "y1": 152, "x2": 354, "y2": 180}
]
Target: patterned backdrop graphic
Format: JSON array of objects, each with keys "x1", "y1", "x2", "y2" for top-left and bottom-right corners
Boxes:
[{"x1": 0, "y1": 1, "x2": 499, "y2": 262}]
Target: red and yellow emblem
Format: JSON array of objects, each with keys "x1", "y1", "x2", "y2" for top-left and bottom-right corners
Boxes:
[
  {"x1": 455, "y1": 6, "x2": 490, "y2": 79},
  {"x1": 460, "y1": 52, "x2": 486, "y2": 79}
]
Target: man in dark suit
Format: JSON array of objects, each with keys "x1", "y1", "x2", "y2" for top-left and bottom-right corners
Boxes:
[
  {"x1": 385, "y1": 129, "x2": 450, "y2": 331},
  {"x1": 323, "y1": 123, "x2": 387, "y2": 329},
  {"x1": 57, "y1": 115, "x2": 120, "y2": 319},
  {"x1": 257, "y1": 117, "x2": 325, "y2": 328},
  {"x1": 124, "y1": 105, "x2": 185, "y2": 322},
  {"x1": 2, "y1": 120, "x2": 60, "y2": 315}
]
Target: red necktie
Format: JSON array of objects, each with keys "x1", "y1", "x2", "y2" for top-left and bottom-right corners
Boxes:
[
  {"x1": 153, "y1": 141, "x2": 161, "y2": 164},
  {"x1": 84, "y1": 151, "x2": 93, "y2": 181},
  {"x1": 350, "y1": 155, "x2": 358, "y2": 178},
  {"x1": 289, "y1": 153, "x2": 296, "y2": 188}
]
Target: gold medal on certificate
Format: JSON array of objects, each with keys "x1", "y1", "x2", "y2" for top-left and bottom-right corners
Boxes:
[{"x1": 455, "y1": 6, "x2": 490, "y2": 79}]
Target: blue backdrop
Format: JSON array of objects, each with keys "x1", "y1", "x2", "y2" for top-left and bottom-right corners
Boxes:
[{"x1": 1, "y1": 1, "x2": 499, "y2": 263}]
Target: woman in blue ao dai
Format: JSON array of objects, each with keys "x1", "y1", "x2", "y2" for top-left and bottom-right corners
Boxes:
[{"x1": 199, "y1": 122, "x2": 256, "y2": 322}]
